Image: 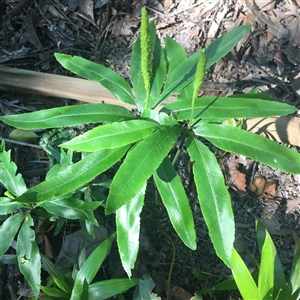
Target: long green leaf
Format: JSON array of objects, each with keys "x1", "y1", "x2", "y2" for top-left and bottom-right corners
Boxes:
[
  {"x1": 164, "y1": 35, "x2": 186, "y2": 74},
  {"x1": 0, "y1": 197, "x2": 20, "y2": 215},
  {"x1": 116, "y1": 186, "x2": 145, "y2": 277},
  {"x1": 61, "y1": 119, "x2": 159, "y2": 152},
  {"x1": 256, "y1": 222, "x2": 275, "y2": 299},
  {"x1": 17, "y1": 213, "x2": 41, "y2": 299},
  {"x1": 165, "y1": 96, "x2": 296, "y2": 120},
  {"x1": 0, "y1": 141, "x2": 27, "y2": 197},
  {"x1": 160, "y1": 26, "x2": 250, "y2": 102},
  {"x1": 256, "y1": 221, "x2": 286, "y2": 298},
  {"x1": 195, "y1": 124, "x2": 300, "y2": 174},
  {"x1": 38, "y1": 198, "x2": 102, "y2": 225},
  {"x1": 290, "y1": 235, "x2": 300, "y2": 294},
  {"x1": 77, "y1": 233, "x2": 116, "y2": 284},
  {"x1": 106, "y1": 126, "x2": 181, "y2": 214},
  {"x1": 41, "y1": 254, "x2": 73, "y2": 288},
  {"x1": 40, "y1": 286, "x2": 69, "y2": 298},
  {"x1": 187, "y1": 136, "x2": 234, "y2": 267},
  {"x1": 16, "y1": 146, "x2": 129, "y2": 204},
  {"x1": 0, "y1": 212, "x2": 27, "y2": 257},
  {"x1": 231, "y1": 248, "x2": 260, "y2": 300},
  {"x1": 0, "y1": 104, "x2": 135, "y2": 130},
  {"x1": 55, "y1": 54, "x2": 135, "y2": 105},
  {"x1": 153, "y1": 157, "x2": 196, "y2": 250},
  {"x1": 88, "y1": 278, "x2": 139, "y2": 300}
]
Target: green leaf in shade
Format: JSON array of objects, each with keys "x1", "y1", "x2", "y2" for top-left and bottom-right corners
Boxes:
[
  {"x1": 149, "y1": 33, "x2": 166, "y2": 109},
  {"x1": 0, "y1": 212, "x2": 27, "y2": 257},
  {"x1": 17, "y1": 213, "x2": 41, "y2": 299},
  {"x1": 61, "y1": 119, "x2": 159, "y2": 152},
  {"x1": 231, "y1": 248, "x2": 260, "y2": 300},
  {"x1": 153, "y1": 157, "x2": 196, "y2": 250},
  {"x1": 256, "y1": 222, "x2": 275, "y2": 299},
  {"x1": 0, "y1": 197, "x2": 20, "y2": 215},
  {"x1": 88, "y1": 278, "x2": 140, "y2": 300},
  {"x1": 164, "y1": 35, "x2": 186, "y2": 74},
  {"x1": 41, "y1": 254, "x2": 73, "y2": 289},
  {"x1": 0, "y1": 104, "x2": 135, "y2": 130},
  {"x1": 165, "y1": 97, "x2": 296, "y2": 120},
  {"x1": 186, "y1": 136, "x2": 234, "y2": 267},
  {"x1": 289, "y1": 235, "x2": 300, "y2": 295},
  {"x1": 40, "y1": 286, "x2": 69, "y2": 298},
  {"x1": 38, "y1": 198, "x2": 102, "y2": 225},
  {"x1": 133, "y1": 274, "x2": 160, "y2": 300},
  {"x1": 116, "y1": 186, "x2": 145, "y2": 277},
  {"x1": 160, "y1": 25, "x2": 251, "y2": 103},
  {"x1": 106, "y1": 126, "x2": 181, "y2": 214},
  {"x1": 256, "y1": 221, "x2": 286, "y2": 298},
  {"x1": 55, "y1": 54, "x2": 135, "y2": 105},
  {"x1": 0, "y1": 141, "x2": 27, "y2": 197},
  {"x1": 195, "y1": 124, "x2": 300, "y2": 174},
  {"x1": 16, "y1": 146, "x2": 129, "y2": 204},
  {"x1": 77, "y1": 233, "x2": 116, "y2": 284},
  {"x1": 9, "y1": 129, "x2": 39, "y2": 143}
]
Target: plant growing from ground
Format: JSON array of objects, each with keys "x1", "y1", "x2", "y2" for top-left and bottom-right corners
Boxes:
[
  {"x1": 0, "y1": 7, "x2": 299, "y2": 298},
  {"x1": 212, "y1": 221, "x2": 300, "y2": 300}
]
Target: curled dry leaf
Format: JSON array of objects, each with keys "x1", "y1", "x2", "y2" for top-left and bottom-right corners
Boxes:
[
  {"x1": 227, "y1": 159, "x2": 247, "y2": 195},
  {"x1": 164, "y1": 286, "x2": 193, "y2": 300},
  {"x1": 250, "y1": 175, "x2": 276, "y2": 198}
]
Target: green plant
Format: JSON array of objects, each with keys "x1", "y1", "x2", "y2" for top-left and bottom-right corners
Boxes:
[
  {"x1": 212, "y1": 221, "x2": 300, "y2": 300},
  {"x1": 0, "y1": 7, "x2": 299, "y2": 298},
  {"x1": 40, "y1": 233, "x2": 139, "y2": 300}
]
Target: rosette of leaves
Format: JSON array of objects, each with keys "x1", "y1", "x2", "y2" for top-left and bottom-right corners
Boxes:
[{"x1": 1, "y1": 7, "x2": 299, "y2": 287}]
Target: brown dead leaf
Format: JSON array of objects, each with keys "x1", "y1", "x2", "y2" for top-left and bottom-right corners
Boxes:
[
  {"x1": 250, "y1": 175, "x2": 267, "y2": 197},
  {"x1": 227, "y1": 159, "x2": 247, "y2": 195},
  {"x1": 165, "y1": 286, "x2": 193, "y2": 300},
  {"x1": 285, "y1": 198, "x2": 300, "y2": 214},
  {"x1": 262, "y1": 179, "x2": 276, "y2": 199}
]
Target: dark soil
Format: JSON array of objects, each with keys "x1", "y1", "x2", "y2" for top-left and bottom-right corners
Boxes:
[{"x1": 0, "y1": 0, "x2": 299, "y2": 299}]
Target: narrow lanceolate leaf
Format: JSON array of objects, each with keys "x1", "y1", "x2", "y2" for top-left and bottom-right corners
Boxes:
[
  {"x1": 231, "y1": 248, "x2": 260, "y2": 300},
  {"x1": 0, "y1": 104, "x2": 135, "y2": 130},
  {"x1": 0, "y1": 197, "x2": 20, "y2": 215},
  {"x1": 0, "y1": 212, "x2": 27, "y2": 257},
  {"x1": 195, "y1": 124, "x2": 300, "y2": 174},
  {"x1": 55, "y1": 54, "x2": 135, "y2": 105},
  {"x1": 256, "y1": 222, "x2": 275, "y2": 299},
  {"x1": 187, "y1": 136, "x2": 234, "y2": 267},
  {"x1": 16, "y1": 146, "x2": 129, "y2": 204},
  {"x1": 0, "y1": 142, "x2": 27, "y2": 197},
  {"x1": 17, "y1": 213, "x2": 41, "y2": 299},
  {"x1": 164, "y1": 35, "x2": 186, "y2": 75},
  {"x1": 154, "y1": 157, "x2": 196, "y2": 250},
  {"x1": 290, "y1": 235, "x2": 300, "y2": 295},
  {"x1": 116, "y1": 186, "x2": 145, "y2": 277},
  {"x1": 38, "y1": 198, "x2": 102, "y2": 225},
  {"x1": 106, "y1": 126, "x2": 181, "y2": 214},
  {"x1": 88, "y1": 278, "x2": 140, "y2": 300},
  {"x1": 60, "y1": 119, "x2": 159, "y2": 152},
  {"x1": 256, "y1": 221, "x2": 286, "y2": 298},
  {"x1": 165, "y1": 97, "x2": 296, "y2": 120},
  {"x1": 160, "y1": 25, "x2": 251, "y2": 103}
]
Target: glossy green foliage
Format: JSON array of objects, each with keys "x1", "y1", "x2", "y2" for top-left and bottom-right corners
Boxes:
[
  {"x1": 165, "y1": 96, "x2": 296, "y2": 120},
  {"x1": 195, "y1": 124, "x2": 300, "y2": 174},
  {"x1": 0, "y1": 8, "x2": 299, "y2": 291},
  {"x1": 215, "y1": 221, "x2": 300, "y2": 300},
  {"x1": 41, "y1": 234, "x2": 140, "y2": 300},
  {"x1": 17, "y1": 213, "x2": 41, "y2": 299},
  {"x1": 154, "y1": 157, "x2": 196, "y2": 250},
  {"x1": 116, "y1": 186, "x2": 145, "y2": 277},
  {"x1": 187, "y1": 136, "x2": 234, "y2": 267},
  {"x1": 55, "y1": 54, "x2": 135, "y2": 105},
  {"x1": 0, "y1": 103, "x2": 135, "y2": 130}
]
